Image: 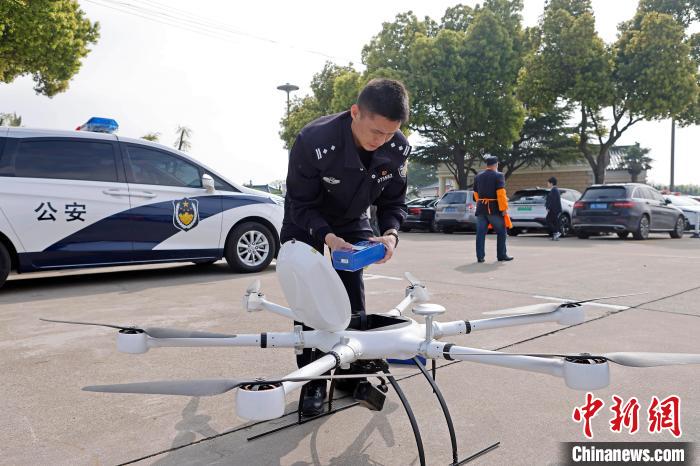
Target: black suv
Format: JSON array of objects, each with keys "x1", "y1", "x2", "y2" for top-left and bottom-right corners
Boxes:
[{"x1": 572, "y1": 184, "x2": 685, "y2": 240}]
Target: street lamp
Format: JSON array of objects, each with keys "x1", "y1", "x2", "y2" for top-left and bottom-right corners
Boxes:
[{"x1": 277, "y1": 83, "x2": 299, "y2": 122}]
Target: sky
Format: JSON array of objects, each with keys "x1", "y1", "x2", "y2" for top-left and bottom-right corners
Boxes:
[{"x1": 0, "y1": 0, "x2": 698, "y2": 187}]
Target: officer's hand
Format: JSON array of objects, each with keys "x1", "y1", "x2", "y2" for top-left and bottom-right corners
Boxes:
[
  {"x1": 325, "y1": 233, "x2": 354, "y2": 252},
  {"x1": 369, "y1": 235, "x2": 396, "y2": 264}
]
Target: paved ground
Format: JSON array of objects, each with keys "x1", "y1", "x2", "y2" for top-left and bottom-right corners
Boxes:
[{"x1": 1, "y1": 231, "x2": 699, "y2": 465}]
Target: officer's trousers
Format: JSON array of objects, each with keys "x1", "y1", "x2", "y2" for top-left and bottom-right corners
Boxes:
[
  {"x1": 280, "y1": 228, "x2": 367, "y2": 390},
  {"x1": 546, "y1": 210, "x2": 560, "y2": 236},
  {"x1": 475, "y1": 214, "x2": 508, "y2": 260}
]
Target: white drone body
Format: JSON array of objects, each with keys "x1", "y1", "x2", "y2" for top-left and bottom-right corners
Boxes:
[{"x1": 59, "y1": 239, "x2": 700, "y2": 425}]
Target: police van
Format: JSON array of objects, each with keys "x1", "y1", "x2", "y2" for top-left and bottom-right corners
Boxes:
[{"x1": 0, "y1": 118, "x2": 283, "y2": 288}]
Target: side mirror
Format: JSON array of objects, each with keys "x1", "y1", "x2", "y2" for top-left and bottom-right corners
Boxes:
[
  {"x1": 664, "y1": 198, "x2": 672, "y2": 205},
  {"x1": 202, "y1": 174, "x2": 215, "y2": 193}
]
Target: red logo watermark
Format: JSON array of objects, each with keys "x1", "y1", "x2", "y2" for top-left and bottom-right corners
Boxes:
[{"x1": 572, "y1": 393, "x2": 681, "y2": 439}]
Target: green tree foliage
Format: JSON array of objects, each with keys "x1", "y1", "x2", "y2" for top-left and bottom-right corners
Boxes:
[
  {"x1": 278, "y1": 62, "x2": 364, "y2": 149},
  {"x1": 619, "y1": 142, "x2": 653, "y2": 182},
  {"x1": 141, "y1": 132, "x2": 160, "y2": 142},
  {"x1": 0, "y1": 112, "x2": 22, "y2": 126},
  {"x1": 494, "y1": 105, "x2": 579, "y2": 179},
  {"x1": 519, "y1": 0, "x2": 699, "y2": 183},
  {"x1": 365, "y1": 5, "x2": 526, "y2": 188},
  {"x1": 405, "y1": 161, "x2": 437, "y2": 198},
  {"x1": 0, "y1": 0, "x2": 99, "y2": 96}
]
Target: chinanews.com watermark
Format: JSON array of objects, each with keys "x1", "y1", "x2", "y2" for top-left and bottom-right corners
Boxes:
[
  {"x1": 562, "y1": 442, "x2": 693, "y2": 465},
  {"x1": 559, "y1": 393, "x2": 695, "y2": 465}
]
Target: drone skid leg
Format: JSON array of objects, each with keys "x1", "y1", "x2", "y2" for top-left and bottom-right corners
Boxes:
[{"x1": 382, "y1": 366, "x2": 427, "y2": 466}]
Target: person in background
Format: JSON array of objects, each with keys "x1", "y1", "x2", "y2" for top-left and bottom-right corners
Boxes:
[
  {"x1": 472, "y1": 156, "x2": 513, "y2": 262},
  {"x1": 545, "y1": 176, "x2": 562, "y2": 241}
]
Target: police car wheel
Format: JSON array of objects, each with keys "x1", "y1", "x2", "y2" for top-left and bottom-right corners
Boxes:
[
  {"x1": 0, "y1": 243, "x2": 10, "y2": 289},
  {"x1": 225, "y1": 222, "x2": 275, "y2": 273}
]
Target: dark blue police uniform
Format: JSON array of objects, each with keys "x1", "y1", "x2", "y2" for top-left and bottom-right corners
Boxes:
[
  {"x1": 473, "y1": 169, "x2": 509, "y2": 261},
  {"x1": 281, "y1": 110, "x2": 409, "y2": 372}
]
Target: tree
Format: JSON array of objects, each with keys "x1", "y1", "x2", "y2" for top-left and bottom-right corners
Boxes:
[
  {"x1": 619, "y1": 142, "x2": 653, "y2": 182},
  {"x1": 519, "y1": 1, "x2": 699, "y2": 184},
  {"x1": 494, "y1": 105, "x2": 580, "y2": 179},
  {"x1": 405, "y1": 161, "x2": 437, "y2": 198},
  {"x1": 0, "y1": 112, "x2": 22, "y2": 126},
  {"x1": 141, "y1": 132, "x2": 160, "y2": 142},
  {"x1": 278, "y1": 62, "x2": 363, "y2": 149},
  {"x1": 0, "y1": 1, "x2": 99, "y2": 96},
  {"x1": 364, "y1": 5, "x2": 526, "y2": 188},
  {"x1": 174, "y1": 125, "x2": 192, "y2": 151}
]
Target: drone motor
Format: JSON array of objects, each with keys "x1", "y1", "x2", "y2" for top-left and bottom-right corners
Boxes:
[
  {"x1": 116, "y1": 329, "x2": 148, "y2": 354},
  {"x1": 563, "y1": 354, "x2": 609, "y2": 390},
  {"x1": 236, "y1": 381, "x2": 286, "y2": 421}
]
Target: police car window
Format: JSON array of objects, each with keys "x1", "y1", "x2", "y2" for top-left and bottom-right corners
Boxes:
[
  {"x1": 15, "y1": 140, "x2": 117, "y2": 182},
  {"x1": 0, "y1": 138, "x2": 8, "y2": 176},
  {"x1": 126, "y1": 146, "x2": 202, "y2": 188},
  {"x1": 211, "y1": 174, "x2": 237, "y2": 191}
]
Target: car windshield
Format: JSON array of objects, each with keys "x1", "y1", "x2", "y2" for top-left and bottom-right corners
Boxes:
[
  {"x1": 511, "y1": 190, "x2": 548, "y2": 204},
  {"x1": 582, "y1": 187, "x2": 627, "y2": 200},
  {"x1": 439, "y1": 191, "x2": 467, "y2": 205},
  {"x1": 667, "y1": 196, "x2": 700, "y2": 206}
]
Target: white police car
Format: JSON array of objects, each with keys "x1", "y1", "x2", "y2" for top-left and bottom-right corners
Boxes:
[{"x1": 0, "y1": 118, "x2": 283, "y2": 288}]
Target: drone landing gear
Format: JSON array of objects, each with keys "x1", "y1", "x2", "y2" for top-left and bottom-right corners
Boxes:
[{"x1": 411, "y1": 357, "x2": 500, "y2": 465}]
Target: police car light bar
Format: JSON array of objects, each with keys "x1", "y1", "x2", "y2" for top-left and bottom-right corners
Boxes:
[{"x1": 76, "y1": 117, "x2": 119, "y2": 134}]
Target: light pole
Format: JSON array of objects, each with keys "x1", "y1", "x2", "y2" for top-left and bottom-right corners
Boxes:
[
  {"x1": 670, "y1": 118, "x2": 675, "y2": 192},
  {"x1": 277, "y1": 82, "x2": 299, "y2": 123}
]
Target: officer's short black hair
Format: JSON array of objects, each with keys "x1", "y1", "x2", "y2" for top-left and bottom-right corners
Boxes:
[
  {"x1": 357, "y1": 79, "x2": 409, "y2": 123},
  {"x1": 548, "y1": 176, "x2": 558, "y2": 185}
]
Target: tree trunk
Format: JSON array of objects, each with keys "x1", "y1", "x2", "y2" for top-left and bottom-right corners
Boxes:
[
  {"x1": 454, "y1": 153, "x2": 468, "y2": 189},
  {"x1": 593, "y1": 144, "x2": 612, "y2": 184}
]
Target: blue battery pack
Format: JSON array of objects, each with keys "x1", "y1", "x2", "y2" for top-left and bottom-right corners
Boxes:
[{"x1": 332, "y1": 241, "x2": 386, "y2": 272}]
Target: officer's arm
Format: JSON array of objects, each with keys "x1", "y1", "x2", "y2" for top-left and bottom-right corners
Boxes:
[
  {"x1": 375, "y1": 161, "x2": 408, "y2": 236},
  {"x1": 285, "y1": 135, "x2": 332, "y2": 242},
  {"x1": 496, "y1": 174, "x2": 509, "y2": 212}
]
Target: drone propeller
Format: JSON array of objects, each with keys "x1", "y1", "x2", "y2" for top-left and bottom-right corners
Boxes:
[
  {"x1": 39, "y1": 318, "x2": 236, "y2": 339},
  {"x1": 246, "y1": 279, "x2": 261, "y2": 294},
  {"x1": 449, "y1": 351, "x2": 700, "y2": 367},
  {"x1": 83, "y1": 372, "x2": 411, "y2": 397},
  {"x1": 405, "y1": 272, "x2": 422, "y2": 287},
  {"x1": 482, "y1": 293, "x2": 644, "y2": 316}
]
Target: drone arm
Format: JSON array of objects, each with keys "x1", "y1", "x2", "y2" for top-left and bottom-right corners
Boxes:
[
  {"x1": 426, "y1": 342, "x2": 564, "y2": 379},
  {"x1": 433, "y1": 309, "x2": 584, "y2": 338},
  {"x1": 384, "y1": 295, "x2": 415, "y2": 317},
  {"x1": 281, "y1": 342, "x2": 359, "y2": 393}
]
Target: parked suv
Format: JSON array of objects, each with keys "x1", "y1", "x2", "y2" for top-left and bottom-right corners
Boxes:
[
  {"x1": 572, "y1": 184, "x2": 685, "y2": 240},
  {"x1": 0, "y1": 125, "x2": 284, "y2": 288},
  {"x1": 435, "y1": 190, "x2": 476, "y2": 233},
  {"x1": 508, "y1": 187, "x2": 581, "y2": 237}
]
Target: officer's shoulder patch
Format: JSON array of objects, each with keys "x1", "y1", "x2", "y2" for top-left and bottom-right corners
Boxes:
[
  {"x1": 388, "y1": 140, "x2": 411, "y2": 157},
  {"x1": 312, "y1": 143, "x2": 338, "y2": 161},
  {"x1": 399, "y1": 162, "x2": 407, "y2": 178}
]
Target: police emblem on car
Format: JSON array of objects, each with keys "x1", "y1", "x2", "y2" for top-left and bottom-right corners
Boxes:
[{"x1": 173, "y1": 198, "x2": 199, "y2": 231}]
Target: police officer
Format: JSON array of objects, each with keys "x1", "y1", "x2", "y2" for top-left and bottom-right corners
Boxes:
[
  {"x1": 473, "y1": 156, "x2": 513, "y2": 263},
  {"x1": 281, "y1": 78, "x2": 410, "y2": 416}
]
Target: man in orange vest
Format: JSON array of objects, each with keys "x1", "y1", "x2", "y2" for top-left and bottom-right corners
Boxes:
[{"x1": 473, "y1": 156, "x2": 513, "y2": 263}]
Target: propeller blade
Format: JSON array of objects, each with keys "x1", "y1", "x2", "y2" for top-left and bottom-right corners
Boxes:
[
  {"x1": 41, "y1": 318, "x2": 235, "y2": 339},
  {"x1": 602, "y1": 352, "x2": 700, "y2": 367},
  {"x1": 404, "y1": 272, "x2": 421, "y2": 287},
  {"x1": 84, "y1": 372, "x2": 417, "y2": 396},
  {"x1": 483, "y1": 303, "x2": 562, "y2": 316},
  {"x1": 565, "y1": 292, "x2": 646, "y2": 306},
  {"x1": 246, "y1": 279, "x2": 261, "y2": 294},
  {"x1": 40, "y1": 318, "x2": 133, "y2": 331},
  {"x1": 84, "y1": 379, "x2": 242, "y2": 396}
]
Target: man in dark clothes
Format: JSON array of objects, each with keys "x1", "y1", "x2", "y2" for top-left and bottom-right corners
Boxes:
[
  {"x1": 545, "y1": 176, "x2": 563, "y2": 241},
  {"x1": 473, "y1": 156, "x2": 513, "y2": 263},
  {"x1": 282, "y1": 79, "x2": 410, "y2": 416}
]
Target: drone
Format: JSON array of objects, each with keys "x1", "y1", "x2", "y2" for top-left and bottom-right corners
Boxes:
[{"x1": 42, "y1": 240, "x2": 700, "y2": 466}]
